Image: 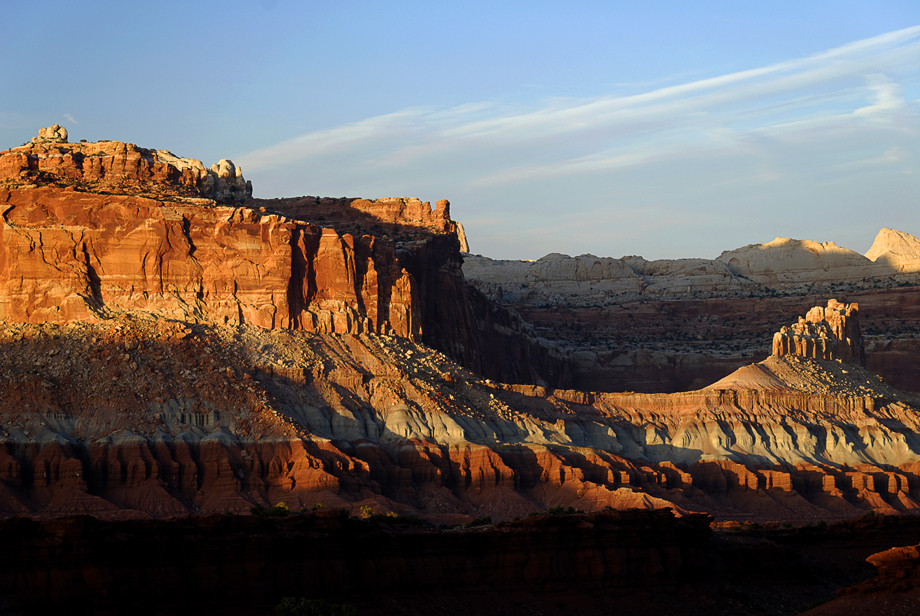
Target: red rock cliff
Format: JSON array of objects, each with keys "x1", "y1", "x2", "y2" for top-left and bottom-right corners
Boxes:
[
  {"x1": 0, "y1": 186, "x2": 421, "y2": 337},
  {"x1": 0, "y1": 127, "x2": 566, "y2": 385},
  {"x1": 772, "y1": 299, "x2": 865, "y2": 365}
]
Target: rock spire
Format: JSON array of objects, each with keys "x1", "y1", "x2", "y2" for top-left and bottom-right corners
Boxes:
[{"x1": 771, "y1": 299, "x2": 864, "y2": 365}]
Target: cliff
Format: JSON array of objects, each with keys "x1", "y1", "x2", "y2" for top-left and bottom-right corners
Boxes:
[
  {"x1": 1, "y1": 123, "x2": 252, "y2": 204},
  {"x1": 0, "y1": 185, "x2": 421, "y2": 336},
  {"x1": 0, "y1": 127, "x2": 565, "y2": 385}
]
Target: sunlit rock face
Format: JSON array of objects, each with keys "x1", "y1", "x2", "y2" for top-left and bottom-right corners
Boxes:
[
  {"x1": 772, "y1": 299, "x2": 865, "y2": 365},
  {"x1": 866, "y1": 228, "x2": 920, "y2": 276},
  {"x1": 2, "y1": 126, "x2": 252, "y2": 203},
  {"x1": 3, "y1": 127, "x2": 920, "y2": 525}
]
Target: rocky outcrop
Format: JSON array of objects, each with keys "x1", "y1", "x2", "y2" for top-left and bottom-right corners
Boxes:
[
  {"x1": 772, "y1": 299, "x2": 865, "y2": 365},
  {"x1": 865, "y1": 227, "x2": 920, "y2": 276},
  {"x1": 2, "y1": 126, "x2": 252, "y2": 204},
  {"x1": 864, "y1": 543, "x2": 920, "y2": 591},
  {"x1": 31, "y1": 123, "x2": 68, "y2": 144},
  {"x1": 805, "y1": 532, "x2": 920, "y2": 615}
]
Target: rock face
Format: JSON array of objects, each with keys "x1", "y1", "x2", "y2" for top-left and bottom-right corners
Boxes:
[
  {"x1": 865, "y1": 227, "x2": 920, "y2": 276},
  {"x1": 0, "y1": 186, "x2": 421, "y2": 337},
  {"x1": 772, "y1": 299, "x2": 865, "y2": 365},
  {"x1": 2, "y1": 126, "x2": 252, "y2": 204},
  {"x1": 0, "y1": 129, "x2": 565, "y2": 383},
  {"x1": 31, "y1": 124, "x2": 68, "y2": 143}
]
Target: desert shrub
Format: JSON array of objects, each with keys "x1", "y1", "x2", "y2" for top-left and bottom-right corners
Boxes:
[
  {"x1": 268, "y1": 501, "x2": 290, "y2": 517},
  {"x1": 465, "y1": 516, "x2": 492, "y2": 528},
  {"x1": 275, "y1": 597, "x2": 356, "y2": 616},
  {"x1": 250, "y1": 502, "x2": 289, "y2": 517}
]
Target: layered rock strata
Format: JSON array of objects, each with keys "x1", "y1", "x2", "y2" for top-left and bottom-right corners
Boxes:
[
  {"x1": 772, "y1": 299, "x2": 865, "y2": 365},
  {"x1": 0, "y1": 186, "x2": 420, "y2": 337},
  {"x1": 3, "y1": 128, "x2": 920, "y2": 526},
  {"x1": 2, "y1": 126, "x2": 251, "y2": 204},
  {"x1": 1, "y1": 311, "x2": 919, "y2": 522},
  {"x1": 463, "y1": 231, "x2": 920, "y2": 309},
  {"x1": 464, "y1": 231, "x2": 920, "y2": 393},
  {"x1": 0, "y1": 128, "x2": 566, "y2": 385}
]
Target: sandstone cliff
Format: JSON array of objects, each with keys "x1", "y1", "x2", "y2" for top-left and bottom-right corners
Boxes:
[
  {"x1": 0, "y1": 127, "x2": 565, "y2": 386},
  {"x1": 772, "y1": 299, "x2": 865, "y2": 365},
  {"x1": 0, "y1": 186, "x2": 421, "y2": 336}
]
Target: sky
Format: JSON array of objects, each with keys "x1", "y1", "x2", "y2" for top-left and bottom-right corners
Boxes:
[{"x1": 1, "y1": 1, "x2": 918, "y2": 261}]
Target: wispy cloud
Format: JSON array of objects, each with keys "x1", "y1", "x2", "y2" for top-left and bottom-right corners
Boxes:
[{"x1": 238, "y1": 26, "x2": 920, "y2": 260}]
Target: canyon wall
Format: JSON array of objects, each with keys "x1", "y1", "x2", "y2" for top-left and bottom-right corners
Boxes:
[
  {"x1": 0, "y1": 186, "x2": 420, "y2": 337},
  {"x1": 0, "y1": 130, "x2": 565, "y2": 386},
  {"x1": 464, "y1": 233, "x2": 920, "y2": 393}
]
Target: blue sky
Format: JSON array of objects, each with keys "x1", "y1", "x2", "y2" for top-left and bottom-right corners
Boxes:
[{"x1": 2, "y1": 1, "x2": 918, "y2": 260}]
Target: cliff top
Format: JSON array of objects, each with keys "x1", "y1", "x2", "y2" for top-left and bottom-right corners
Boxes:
[
  {"x1": 2, "y1": 125, "x2": 463, "y2": 241},
  {"x1": 0, "y1": 125, "x2": 252, "y2": 204}
]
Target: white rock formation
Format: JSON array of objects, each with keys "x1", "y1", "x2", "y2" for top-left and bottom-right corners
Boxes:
[
  {"x1": 464, "y1": 231, "x2": 920, "y2": 307},
  {"x1": 31, "y1": 124, "x2": 68, "y2": 143},
  {"x1": 716, "y1": 237, "x2": 890, "y2": 285},
  {"x1": 865, "y1": 228, "x2": 920, "y2": 275}
]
